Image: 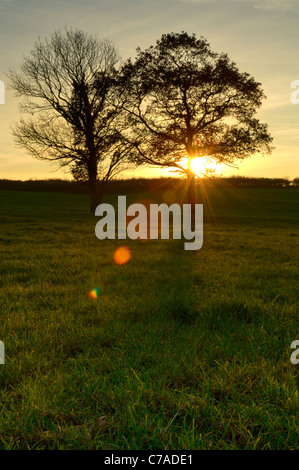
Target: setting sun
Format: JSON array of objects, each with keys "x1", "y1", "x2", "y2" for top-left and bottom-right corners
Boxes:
[{"x1": 189, "y1": 156, "x2": 220, "y2": 176}]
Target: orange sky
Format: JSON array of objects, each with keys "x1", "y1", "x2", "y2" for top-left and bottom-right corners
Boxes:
[{"x1": 0, "y1": 0, "x2": 298, "y2": 180}]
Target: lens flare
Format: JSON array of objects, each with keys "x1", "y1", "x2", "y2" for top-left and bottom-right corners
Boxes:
[
  {"x1": 190, "y1": 156, "x2": 218, "y2": 175},
  {"x1": 89, "y1": 287, "x2": 99, "y2": 299},
  {"x1": 114, "y1": 246, "x2": 132, "y2": 265}
]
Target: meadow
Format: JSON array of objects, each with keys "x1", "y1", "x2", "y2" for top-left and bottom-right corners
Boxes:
[{"x1": 0, "y1": 185, "x2": 298, "y2": 450}]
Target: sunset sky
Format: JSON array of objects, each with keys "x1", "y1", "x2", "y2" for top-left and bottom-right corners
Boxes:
[{"x1": 0, "y1": 0, "x2": 298, "y2": 180}]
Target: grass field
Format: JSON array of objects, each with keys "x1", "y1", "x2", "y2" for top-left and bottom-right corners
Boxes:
[{"x1": 0, "y1": 186, "x2": 298, "y2": 450}]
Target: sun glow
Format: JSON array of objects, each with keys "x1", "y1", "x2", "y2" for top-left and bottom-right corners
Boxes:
[{"x1": 190, "y1": 156, "x2": 219, "y2": 176}]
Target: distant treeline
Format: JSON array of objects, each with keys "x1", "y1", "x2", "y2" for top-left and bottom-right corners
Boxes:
[
  {"x1": 0, "y1": 176, "x2": 298, "y2": 195},
  {"x1": 205, "y1": 176, "x2": 299, "y2": 188}
]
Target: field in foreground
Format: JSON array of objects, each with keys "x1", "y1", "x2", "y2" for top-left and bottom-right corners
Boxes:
[{"x1": 0, "y1": 186, "x2": 298, "y2": 450}]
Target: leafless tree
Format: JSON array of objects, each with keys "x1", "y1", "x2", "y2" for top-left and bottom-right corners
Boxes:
[{"x1": 8, "y1": 26, "x2": 133, "y2": 211}]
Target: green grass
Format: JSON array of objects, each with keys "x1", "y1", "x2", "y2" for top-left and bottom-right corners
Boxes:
[{"x1": 0, "y1": 187, "x2": 298, "y2": 450}]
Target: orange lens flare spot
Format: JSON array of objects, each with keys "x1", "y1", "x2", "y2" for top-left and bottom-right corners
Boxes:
[
  {"x1": 114, "y1": 246, "x2": 132, "y2": 265},
  {"x1": 89, "y1": 287, "x2": 99, "y2": 299}
]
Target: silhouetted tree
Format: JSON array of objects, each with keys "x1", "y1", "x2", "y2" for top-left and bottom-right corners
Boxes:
[
  {"x1": 70, "y1": 137, "x2": 132, "y2": 203},
  {"x1": 8, "y1": 27, "x2": 133, "y2": 211},
  {"x1": 119, "y1": 32, "x2": 274, "y2": 207}
]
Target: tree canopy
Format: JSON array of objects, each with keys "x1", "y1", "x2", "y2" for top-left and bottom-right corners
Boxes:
[{"x1": 119, "y1": 32, "x2": 273, "y2": 190}]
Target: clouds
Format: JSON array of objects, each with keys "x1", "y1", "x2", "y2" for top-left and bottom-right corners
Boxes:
[
  {"x1": 0, "y1": 0, "x2": 298, "y2": 178},
  {"x1": 177, "y1": 0, "x2": 299, "y2": 11}
]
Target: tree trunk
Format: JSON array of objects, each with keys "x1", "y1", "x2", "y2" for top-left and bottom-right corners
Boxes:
[
  {"x1": 89, "y1": 180, "x2": 99, "y2": 213},
  {"x1": 89, "y1": 160, "x2": 100, "y2": 213},
  {"x1": 187, "y1": 170, "x2": 197, "y2": 212},
  {"x1": 97, "y1": 180, "x2": 106, "y2": 207}
]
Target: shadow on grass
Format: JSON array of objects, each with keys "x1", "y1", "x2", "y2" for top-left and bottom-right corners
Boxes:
[
  {"x1": 203, "y1": 299, "x2": 264, "y2": 331},
  {"x1": 144, "y1": 239, "x2": 199, "y2": 326}
]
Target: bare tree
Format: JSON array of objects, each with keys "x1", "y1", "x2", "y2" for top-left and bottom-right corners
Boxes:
[{"x1": 8, "y1": 26, "x2": 133, "y2": 211}]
